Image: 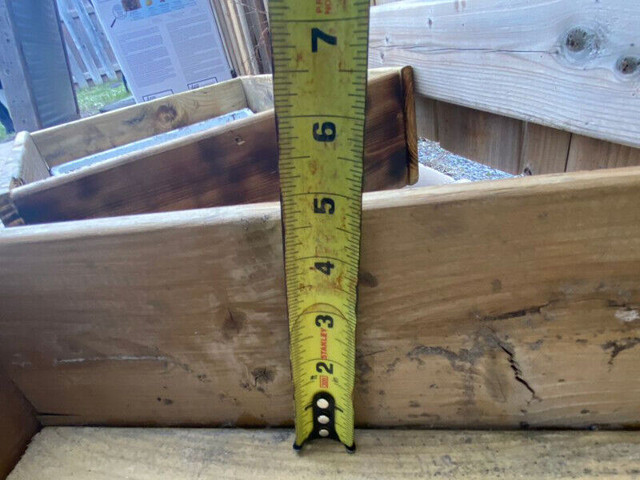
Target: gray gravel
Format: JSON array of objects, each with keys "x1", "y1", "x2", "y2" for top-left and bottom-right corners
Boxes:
[{"x1": 418, "y1": 139, "x2": 516, "y2": 182}]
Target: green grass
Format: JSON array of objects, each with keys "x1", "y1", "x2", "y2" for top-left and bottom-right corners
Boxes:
[
  {"x1": 0, "y1": 81, "x2": 130, "y2": 142},
  {"x1": 75, "y1": 81, "x2": 131, "y2": 117}
]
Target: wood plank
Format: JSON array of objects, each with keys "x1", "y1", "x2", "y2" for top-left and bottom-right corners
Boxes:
[
  {"x1": 8, "y1": 428, "x2": 640, "y2": 480},
  {"x1": 32, "y1": 77, "x2": 248, "y2": 167},
  {"x1": 436, "y1": 102, "x2": 523, "y2": 174},
  {"x1": 415, "y1": 95, "x2": 438, "y2": 142},
  {"x1": 56, "y1": 0, "x2": 102, "y2": 85},
  {"x1": 239, "y1": 75, "x2": 273, "y2": 112},
  {"x1": 1, "y1": 168, "x2": 640, "y2": 427},
  {"x1": 0, "y1": 373, "x2": 38, "y2": 480},
  {"x1": 370, "y1": 0, "x2": 640, "y2": 148},
  {"x1": 566, "y1": 135, "x2": 640, "y2": 172},
  {"x1": 519, "y1": 123, "x2": 572, "y2": 175},
  {"x1": 11, "y1": 71, "x2": 412, "y2": 224},
  {"x1": 0, "y1": 0, "x2": 40, "y2": 132},
  {"x1": 400, "y1": 66, "x2": 419, "y2": 185}
]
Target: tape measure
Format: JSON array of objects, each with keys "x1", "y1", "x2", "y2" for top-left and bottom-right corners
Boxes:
[{"x1": 269, "y1": 0, "x2": 370, "y2": 451}]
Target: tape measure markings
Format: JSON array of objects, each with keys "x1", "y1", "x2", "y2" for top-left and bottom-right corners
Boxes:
[{"x1": 270, "y1": 0, "x2": 369, "y2": 450}]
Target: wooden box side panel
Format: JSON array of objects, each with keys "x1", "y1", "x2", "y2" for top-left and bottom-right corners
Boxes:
[
  {"x1": 31, "y1": 78, "x2": 249, "y2": 168},
  {"x1": 1, "y1": 168, "x2": 639, "y2": 428},
  {"x1": 10, "y1": 70, "x2": 412, "y2": 225}
]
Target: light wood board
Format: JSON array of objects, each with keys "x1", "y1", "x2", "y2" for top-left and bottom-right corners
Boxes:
[
  {"x1": 8, "y1": 428, "x2": 640, "y2": 479},
  {"x1": 8, "y1": 70, "x2": 413, "y2": 224},
  {"x1": 32, "y1": 77, "x2": 248, "y2": 167},
  {"x1": 1, "y1": 168, "x2": 639, "y2": 428},
  {"x1": 370, "y1": 0, "x2": 640, "y2": 148}
]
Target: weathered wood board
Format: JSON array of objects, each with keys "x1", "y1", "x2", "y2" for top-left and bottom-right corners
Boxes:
[
  {"x1": 4, "y1": 69, "x2": 415, "y2": 225},
  {"x1": 370, "y1": 0, "x2": 640, "y2": 148},
  {"x1": 33, "y1": 78, "x2": 249, "y2": 168},
  {"x1": 0, "y1": 373, "x2": 38, "y2": 480},
  {"x1": 435, "y1": 102, "x2": 523, "y2": 174},
  {"x1": 8, "y1": 428, "x2": 640, "y2": 479},
  {"x1": 1, "y1": 168, "x2": 639, "y2": 428},
  {"x1": 566, "y1": 135, "x2": 640, "y2": 172}
]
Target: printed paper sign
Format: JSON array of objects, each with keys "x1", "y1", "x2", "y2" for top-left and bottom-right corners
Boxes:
[{"x1": 94, "y1": 0, "x2": 233, "y2": 102}]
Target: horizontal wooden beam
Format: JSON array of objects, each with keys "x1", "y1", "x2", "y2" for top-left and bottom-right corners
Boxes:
[
  {"x1": 32, "y1": 77, "x2": 249, "y2": 168},
  {"x1": 8, "y1": 69, "x2": 414, "y2": 225},
  {"x1": 370, "y1": 0, "x2": 640, "y2": 148},
  {"x1": 1, "y1": 168, "x2": 639, "y2": 428},
  {"x1": 8, "y1": 428, "x2": 640, "y2": 479}
]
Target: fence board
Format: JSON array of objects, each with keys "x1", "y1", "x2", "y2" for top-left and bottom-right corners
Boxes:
[
  {"x1": 56, "y1": 0, "x2": 101, "y2": 84},
  {"x1": 566, "y1": 135, "x2": 640, "y2": 172},
  {"x1": 56, "y1": 0, "x2": 122, "y2": 86},
  {"x1": 519, "y1": 124, "x2": 571, "y2": 175},
  {"x1": 68, "y1": 0, "x2": 116, "y2": 79},
  {"x1": 436, "y1": 102, "x2": 523, "y2": 174}
]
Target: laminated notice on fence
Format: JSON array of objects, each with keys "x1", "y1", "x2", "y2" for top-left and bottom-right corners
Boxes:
[{"x1": 93, "y1": 0, "x2": 232, "y2": 102}]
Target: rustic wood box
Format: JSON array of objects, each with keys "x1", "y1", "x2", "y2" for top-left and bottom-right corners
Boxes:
[
  {"x1": 1, "y1": 63, "x2": 640, "y2": 477},
  {"x1": 0, "y1": 67, "x2": 416, "y2": 227}
]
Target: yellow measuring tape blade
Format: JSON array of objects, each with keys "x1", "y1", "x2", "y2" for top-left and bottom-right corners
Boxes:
[{"x1": 269, "y1": 0, "x2": 370, "y2": 450}]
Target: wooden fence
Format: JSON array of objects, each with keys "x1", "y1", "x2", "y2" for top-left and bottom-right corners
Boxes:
[
  {"x1": 56, "y1": 0, "x2": 121, "y2": 88},
  {"x1": 59, "y1": 0, "x2": 270, "y2": 87},
  {"x1": 209, "y1": 0, "x2": 271, "y2": 76}
]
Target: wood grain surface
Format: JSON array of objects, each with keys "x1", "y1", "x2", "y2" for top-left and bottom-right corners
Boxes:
[
  {"x1": 8, "y1": 428, "x2": 640, "y2": 480},
  {"x1": 370, "y1": 0, "x2": 640, "y2": 148},
  {"x1": 566, "y1": 135, "x2": 640, "y2": 172},
  {"x1": 1, "y1": 168, "x2": 639, "y2": 428},
  {"x1": 33, "y1": 78, "x2": 248, "y2": 167},
  {"x1": 519, "y1": 123, "x2": 571, "y2": 175},
  {"x1": 435, "y1": 102, "x2": 523, "y2": 174}
]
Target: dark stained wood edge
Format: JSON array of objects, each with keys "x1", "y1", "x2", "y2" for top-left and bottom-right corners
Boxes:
[
  {"x1": 0, "y1": 371, "x2": 39, "y2": 479},
  {"x1": 0, "y1": 195, "x2": 25, "y2": 227},
  {"x1": 400, "y1": 66, "x2": 419, "y2": 185}
]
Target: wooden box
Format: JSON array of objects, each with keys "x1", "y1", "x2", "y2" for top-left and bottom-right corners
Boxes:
[{"x1": 2, "y1": 62, "x2": 640, "y2": 478}]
